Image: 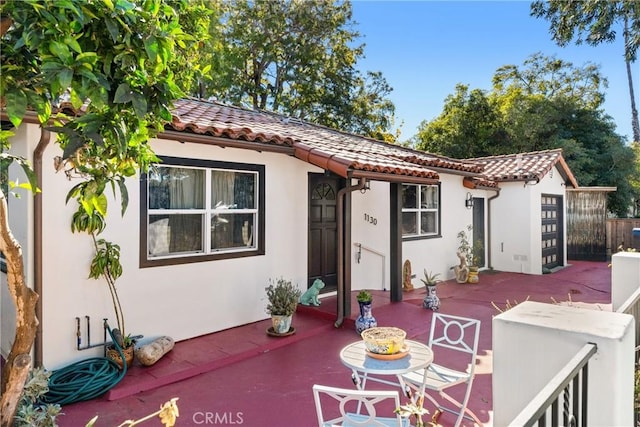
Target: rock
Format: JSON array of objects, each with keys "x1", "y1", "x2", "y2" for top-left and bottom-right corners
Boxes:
[{"x1": 135, "y1": 336, "x2": 174, "y2": 366}]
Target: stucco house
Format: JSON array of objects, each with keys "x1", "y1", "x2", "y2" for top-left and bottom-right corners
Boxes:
[{"x1": 1, "y1": 98, "x2": 578, "y2": 369}]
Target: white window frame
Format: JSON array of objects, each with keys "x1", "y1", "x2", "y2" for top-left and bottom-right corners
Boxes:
[{"x1": 402, "y1": 183, "x2": 440, "y2": 238}]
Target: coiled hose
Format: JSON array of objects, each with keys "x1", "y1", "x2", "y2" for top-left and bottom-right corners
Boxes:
[{"x1": 43, "y1": 326, "x2": 127, "y2": 405}]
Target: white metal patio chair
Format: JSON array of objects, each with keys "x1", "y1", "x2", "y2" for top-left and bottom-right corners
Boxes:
[
  {"x1": 401, "y1": 313, "x2": 482, "y2": 427},
  {"x1": 312, "y1": 384, "x2": 409, "y2": 427}
]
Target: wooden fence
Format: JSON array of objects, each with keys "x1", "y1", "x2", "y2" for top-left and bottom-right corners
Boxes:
[{"x1": 606, "y1": 218, "x2": 640, "y2": 253}]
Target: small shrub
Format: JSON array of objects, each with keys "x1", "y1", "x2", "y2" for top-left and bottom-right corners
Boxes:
[{"x1": 14, "y1": 368, "x2": 62, "y2": 427}]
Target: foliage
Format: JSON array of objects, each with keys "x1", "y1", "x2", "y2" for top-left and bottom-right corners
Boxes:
[
  {"x1": 493, "y1": 52, "x2": 607, "y2": 109},
  {"x1": 85, "y1": 397, "x2": 180, "y2": 427},
  {"x1": 420, "y1": 270, "x2": 441, "y2": 287},
  {"x1": 356, "y1": 289, "x2": 372, "y2": 303},
  {"x1": 413, "y1": 53, "x2": 638, "y2": 216},
  {"x1": 265, "y1": 278, "x2": 301, "y2": 316},
  {"x1": 0, "y1": 0, "x2": 209, "y2": 421},
  {"x1": 14, "y1": 368, "x2": 61, "y2": 427},
  {"x1": 457, "y1": 225, "x2": 478, "y2": 266},
  {"x1": 193, "y1": 0, "x2": 398, "y2": 140},
  {"x1": 631, "y1": 142, "x2": 640, "y2": 216},
  {"x1": 531, "y1": 0, "x2": 640, "y2": 143},
  {"x1": 413, "y1": 84, "x2": 505, "y2": 158}
]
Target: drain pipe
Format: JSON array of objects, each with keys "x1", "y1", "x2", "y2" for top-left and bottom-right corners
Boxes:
[
  {"x1": 33, "y1": 127, "x2": 51, "y2": 367},
  {"x1": 334, "y1": 175, "x2": 367, "y2": 328}
]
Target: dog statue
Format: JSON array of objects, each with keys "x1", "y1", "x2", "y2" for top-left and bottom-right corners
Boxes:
[{"x1": 299, "y1": 279, "x2": 325, "y2": 306}]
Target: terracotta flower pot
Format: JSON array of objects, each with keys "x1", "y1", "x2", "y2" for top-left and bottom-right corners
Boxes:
[{"x1": 106, "y1": 344, "x2": 135, "y2": 370}]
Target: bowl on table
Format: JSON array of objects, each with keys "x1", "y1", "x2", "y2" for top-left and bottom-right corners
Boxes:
[{"x1": 361, "y1": 327, "x2": 407, "y2": 355}]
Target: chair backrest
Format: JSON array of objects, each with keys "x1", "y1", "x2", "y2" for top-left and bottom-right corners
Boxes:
[
  {"x1": 428, "y1": 313, "x2": 481, "y2": 373},
  {"x1": 312, "y1": 384, "x2": 405, "y2": 427}
]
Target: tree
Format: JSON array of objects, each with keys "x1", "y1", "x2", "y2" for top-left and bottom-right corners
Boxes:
[
  {"x1": 492, "y1": 52, "x2": 607, "y2": 110},
  {"x1": 195, "y1": 0, "x2": 398, "y2": 139},
  {"x1": 413, "y1": 84, "x2": 507, "y2": 158},
  {"x1": 413, "y1": 54, "x2": 637, "y2": 216},
  {"x1": 531, "y1": 0, "x2": 640, "y2": 143},
  {"x1": 0, "y1": 0, "x2": 209, "y2": 423}
]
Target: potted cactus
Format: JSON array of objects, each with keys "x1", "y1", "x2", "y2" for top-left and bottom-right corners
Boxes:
[{"x1": 421, "y1": 270, "x2": 442, "y2": 311}]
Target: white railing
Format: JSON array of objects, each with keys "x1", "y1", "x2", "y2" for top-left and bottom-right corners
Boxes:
[
  {"x1": 509, "y1": 343, "x2": 597, "y2": 427},
  {"x1": 616, "y1": 285, "x2": 640, "y2": 348}
]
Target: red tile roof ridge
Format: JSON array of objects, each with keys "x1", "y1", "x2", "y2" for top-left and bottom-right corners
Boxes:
[{"x1": 467, "y1": 148, "x2": 563, "y2": 161}]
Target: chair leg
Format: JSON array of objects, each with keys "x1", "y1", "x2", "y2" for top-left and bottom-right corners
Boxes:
[{"x1": 439, "y1": 391, "x2": 482, "y2": 427}]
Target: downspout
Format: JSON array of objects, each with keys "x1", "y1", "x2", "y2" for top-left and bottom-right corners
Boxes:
[
  {"x1": 334, "y1": 175, "x2": 367, "y2": 328},
  {"x1": 33, "y1": 128, "x2": 51, "y2": 367},
  {"x1": 487, "y1": 189, "x2": 501, "y2": 271}
]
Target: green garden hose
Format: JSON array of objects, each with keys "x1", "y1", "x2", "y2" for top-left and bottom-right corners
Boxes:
[{"x1": 43, "y1": 327, "x2": 127, "y2": 405}]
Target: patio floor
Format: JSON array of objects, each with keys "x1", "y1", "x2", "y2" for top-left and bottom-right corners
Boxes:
[{"x1": 56, "y1": 260, "x2": 612, "y2": 427}]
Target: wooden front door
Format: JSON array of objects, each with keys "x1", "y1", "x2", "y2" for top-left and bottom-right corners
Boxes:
[
  {"x1": 308, "y1": 174, "x2": 339, "y2": 291},
  {"x1": 542, "y1": 194, "x2": 563, "y2": 271}
]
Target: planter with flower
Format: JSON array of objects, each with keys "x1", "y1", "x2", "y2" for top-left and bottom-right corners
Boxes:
[
  {"x1": 265, "y1": 277, "x2": 302, "y2": 336},
  {"x1": 421, "y1": 270, "x2": 442, "y2": 311},
  {"x1": 456, "y1": 225, "x2": 483, "y2": 284},
  {"x1": 355, "y1": 290, "x2": 377, "y2": 334}
]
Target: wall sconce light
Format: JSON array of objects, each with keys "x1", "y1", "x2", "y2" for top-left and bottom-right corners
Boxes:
[
  {"x1": 360, "y1": 179, "x2": 371, "y2": 194},
  {"x1": 465, "y1": 192, "x2": 474, "y2": 209}
]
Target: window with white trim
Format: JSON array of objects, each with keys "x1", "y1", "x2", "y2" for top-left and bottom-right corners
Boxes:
[
  {"x1": 402, "y1": 184, "x2": 440, "y2": 237},
  {"x1": 142, "y1": 157, "x2": 264, "y2": 265}
]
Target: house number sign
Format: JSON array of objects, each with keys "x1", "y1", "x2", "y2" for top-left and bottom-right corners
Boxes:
[{"x1": 364, "y1": 213, "x2": 377, "y2": 225}]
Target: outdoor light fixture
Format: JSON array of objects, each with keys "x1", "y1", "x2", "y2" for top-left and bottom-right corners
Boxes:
[{"x1": 465, "y1": 192, "x2": 474, "y2": 209}]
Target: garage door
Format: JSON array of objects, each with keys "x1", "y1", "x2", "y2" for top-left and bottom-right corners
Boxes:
[{"x1": 541, "y1": 195, "x2": 563, "y2": 271}]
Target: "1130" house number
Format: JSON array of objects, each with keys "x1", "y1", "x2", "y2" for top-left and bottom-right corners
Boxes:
[{"x1": 364, "y1": 213, "x2": 377, "y2": 225}]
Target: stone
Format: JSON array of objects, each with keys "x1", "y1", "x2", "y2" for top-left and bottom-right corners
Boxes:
[{"x1": 135, "y1": 336, "x2": 174, "y2": 366}]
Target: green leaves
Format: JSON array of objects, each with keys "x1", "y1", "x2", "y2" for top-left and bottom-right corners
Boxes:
[
  {"x1": 194, "y1": 0, "x2": 396, "y2": 139},
  {"x1": 4, "y1": 90, "x2": 28, "y2": 129}
]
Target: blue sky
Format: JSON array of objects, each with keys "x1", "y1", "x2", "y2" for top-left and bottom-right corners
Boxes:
[{"x1": 350, "y1": 1, "x2": 637, "y2": 143}]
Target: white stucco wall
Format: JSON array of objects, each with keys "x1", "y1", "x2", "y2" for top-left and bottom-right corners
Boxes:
[
  {"x1": 350, "y1": 175, "x2": 493, "y2": 292},
  {"x1": 490, "y1": 166, "x2": 568, "y2": 275},
  {"x1": 351, "y1": 180, "x2": 390, "y2": 291},
  {"x1": 493, "y1": 301, "x2": 634, "y2": 426},
  {"x1": 402, "y1": 175, "x2": 488, "y2": 285},
  {"x1": 1, "y1": 125, "x2": 38, "y2": 359},
  {"x1": 12, "y1": 129, "x2": 322, "y2": 368}
]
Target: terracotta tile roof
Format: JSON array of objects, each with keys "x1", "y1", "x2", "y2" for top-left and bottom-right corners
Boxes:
[
  {"x1": 168, "y1": 98, "x2": 484, "y2": 182},
  {"x1": 469, "y1": 149, "x2": 578, "y2": 188}
]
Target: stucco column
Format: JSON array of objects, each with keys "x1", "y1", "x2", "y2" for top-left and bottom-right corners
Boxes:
[{"x1": 493, "y1": 301, "x2": 634, "y2": 426}]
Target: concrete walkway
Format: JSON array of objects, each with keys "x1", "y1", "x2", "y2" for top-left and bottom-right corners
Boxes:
[{"x1": 57, "y1": 260, "x2": 611, "y2": 427}]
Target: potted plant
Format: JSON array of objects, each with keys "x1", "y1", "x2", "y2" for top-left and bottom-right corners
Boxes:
[
  {"x1": 468, "y1": 238, "x2": 484, "y2": 284},
  {"x1": 456, "y1": 225, "x2": 482, "y2": 283},
  {"x1": 355, "y1": 290, "x2": 377, "y2": 333},
  {"x1": 88, "y1": 238, "x2": 135, "y2": 369},
  {"x1": 265, "y1": 277, "x2": 301, "y2": 335},
  {"x1": 421, "y1": 270, "x2": 442, "y2": 311}
]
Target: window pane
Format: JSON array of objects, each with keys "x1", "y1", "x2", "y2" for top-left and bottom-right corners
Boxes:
[
  {"x1": 421, "y1": 212, "x2": 437, "y2": 234},
  {"x1": 169, "y1": 214, "x2": 203, "y2": 253},
  {"x1": 149, "y1": 167, "x2": 204, "y2": 209},
  {"x1": 211, "y1": 170, "x2": 256, "y2": 209},
  {"x1": 402, "y1": 212, "x2": 417, "y2": 235},
  {"x1": 421, "y1": 185, "x2": 438, "y2": 209},
  {"x1": 402, "y1": 185, "x2": 417, "y2": 209},
  {"x1": 148, "y1": 214, "x2": 203, "y2": 256},
  {"x1": 211, "y1": 213, "x2": 255, "y2": 250}
]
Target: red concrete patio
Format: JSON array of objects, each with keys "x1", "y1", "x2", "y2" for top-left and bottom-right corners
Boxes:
[{"x1": 56, "y1": 260, "x2": 611, "y2": 426}]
